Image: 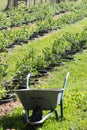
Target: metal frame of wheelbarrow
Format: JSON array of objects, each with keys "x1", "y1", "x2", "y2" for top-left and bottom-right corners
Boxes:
[{"x1": 14, "y1": 72, "x2": 69, "y2": 125}]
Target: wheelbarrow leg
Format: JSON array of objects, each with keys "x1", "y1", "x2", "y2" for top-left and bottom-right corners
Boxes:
[
  {"x1": 60, "y1": 100, "x2": 63, "y2": 119},
  {"x1": 25, "y1": 109, "x2": 29, "y2": 123},
  {"x1": 54, "y1": 109, "x2": 59, "y2": 121}
]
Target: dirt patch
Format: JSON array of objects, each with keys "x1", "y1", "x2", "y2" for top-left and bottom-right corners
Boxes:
[
  {"x1": 0, "y1": 100, "x2": 22, "y2": 116},
  {"x1": 53, "y1": 11, "x2": 70, "y2": 19}
]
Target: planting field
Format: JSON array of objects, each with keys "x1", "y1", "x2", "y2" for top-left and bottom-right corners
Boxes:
[{"x1": 0, "y1": 0, "x2": 87, "y2": 129}]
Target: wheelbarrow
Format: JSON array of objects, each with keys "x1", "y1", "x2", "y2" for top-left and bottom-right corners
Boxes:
[{"x1": 14, "y1": 72, "x2": 69, "y2": 125}]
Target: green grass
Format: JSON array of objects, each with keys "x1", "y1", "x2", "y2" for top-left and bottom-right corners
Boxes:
[{"x1": 0, "y1": 49, "x2": 87, "y2": 130}]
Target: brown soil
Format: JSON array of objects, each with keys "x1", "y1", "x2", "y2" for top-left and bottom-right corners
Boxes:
[
  {"x1": 0, "y1": 100, "x2": 22, "y2": 116},
  {"x1": 53, "y1": 11, "x2": 70, "y2": 19}
]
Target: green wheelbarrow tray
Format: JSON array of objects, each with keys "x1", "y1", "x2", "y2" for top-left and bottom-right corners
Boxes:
[{"x1": 14, "y1": 72, "x2": 69, "y2": 125}]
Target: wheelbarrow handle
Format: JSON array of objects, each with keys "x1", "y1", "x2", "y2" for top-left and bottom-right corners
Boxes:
[{"x1": 26, "y1": 73, "x2": 31, "y2": 89}]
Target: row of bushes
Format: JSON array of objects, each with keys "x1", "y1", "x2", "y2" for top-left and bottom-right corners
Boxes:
[
  {"x1": 1, "y1": 3, "x2": 87, "y2": 52},
  {"x1": 0, "y1": 0, "x2": 86, "y2": 29},
  {"x1": 37, "y1": 5, "x2": 87, "y2": 31},
  {"x1": 15, "y1": 25, "x2": 87, "y2": 80}
]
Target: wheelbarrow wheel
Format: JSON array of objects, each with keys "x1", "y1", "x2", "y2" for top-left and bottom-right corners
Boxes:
[{"x1": 31, "y1": 107, "x2": 42, "y2": 122}]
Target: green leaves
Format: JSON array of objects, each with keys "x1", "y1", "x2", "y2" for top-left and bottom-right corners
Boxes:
[{"x1": 15, "y1": 24, "x2": 87, "y2": 77}]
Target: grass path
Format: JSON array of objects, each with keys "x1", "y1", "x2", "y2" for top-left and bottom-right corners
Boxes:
[{"x1": 41, "y1": 49, "x2": 87, "y2": 130}]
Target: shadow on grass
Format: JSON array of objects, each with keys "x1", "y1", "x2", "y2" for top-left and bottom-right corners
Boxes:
[{"x1": 0, "y1": 114, "x2": 42, "y2": 130}]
